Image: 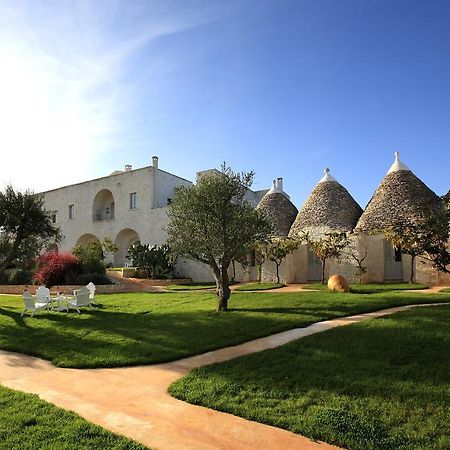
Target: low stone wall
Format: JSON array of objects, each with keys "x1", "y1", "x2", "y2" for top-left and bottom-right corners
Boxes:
[
  {"x1": 120, "y1": 278, "x2": 191, "y2": 286},
  {"x1": 0, "y1": 284, "x2": 134, "y2": 295},
  {"x1": 0, "y1": 278, "x2": 191, "y2": 295}
]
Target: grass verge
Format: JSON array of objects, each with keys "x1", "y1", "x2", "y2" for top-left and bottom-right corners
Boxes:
[
  {"x1": 0, "y1": 385, "x2": 146, "y2": 449},
  {"x1": 165, "y1": 282, "x2": 216, "y2": 290},
  {"x1": 0, "y1": 290, "x2": 448, "y2": 368},
  {"x1": 304, "y1": 282, "x2": 428, "y2": 293},
  {"x1": 170, "y1": 304, "x2": 450, "y2": 450},
  {"x1": 234, "y1": 282, "x2": 284, "y2": 291}
]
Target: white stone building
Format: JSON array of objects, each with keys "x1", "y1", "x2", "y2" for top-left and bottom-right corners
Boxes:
[
  {"x1": 42, "y1": 153, "x2": 448, "y2": 285},
  {"x1": 41, "y1": 156, "x2": 266, "y2": 281}
]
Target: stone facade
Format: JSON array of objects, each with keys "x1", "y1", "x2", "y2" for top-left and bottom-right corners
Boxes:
[
  {"x1": 41, "y1": 157, "x2": 265, "y2": 281},
  {"x1": 40, "y1": 154, "x2": 448, "y2": 285}
]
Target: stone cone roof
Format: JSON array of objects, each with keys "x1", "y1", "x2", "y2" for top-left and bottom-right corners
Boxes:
[
  {"x1": 355, "y1": 153, "x2": 441, "y2": 233},
  {"x1": 289, "y1": 169, "x2": 363, "y2": 236},
  {"x1": 257, "y1": 182, "x2": 298, "y2": 237},
  {"x1": 443, "y1": 189, "x2": 450, "y2": 205}
]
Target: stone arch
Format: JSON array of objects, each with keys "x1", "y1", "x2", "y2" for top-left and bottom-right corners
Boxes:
[
  {"x1": 92, "y1": 189, "x2": 115, "y2": 222},
  {"x1": 114, "y1": 228, "x2": 140, "y2": 267},
  {"x1": 75, "y1": 233, "x2": 100, "y2": 247}
]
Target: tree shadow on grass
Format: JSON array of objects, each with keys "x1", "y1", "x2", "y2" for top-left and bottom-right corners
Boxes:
[{"x1": 0, "y1": 307, "x2": 32, "y2": 329}]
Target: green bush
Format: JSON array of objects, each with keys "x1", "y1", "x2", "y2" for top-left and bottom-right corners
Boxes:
[
  {"x1": 0, "y1": 268, "x2": 33, "y2": 285},
  {"x1": 72, "y1": 242, "x2": 106, "y2": 275},
  {"x1": 127, "y1": 243, "x2": 176, "y2": 279},
  {"x1": 73, "y1": 273, "x2": 112, "y2": 285}
]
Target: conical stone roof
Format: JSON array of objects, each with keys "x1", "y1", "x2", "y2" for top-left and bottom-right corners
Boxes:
[
  {"x1": 257, "y1": 180, "x2": 298, "y2": 237},
  {"x1": 289, "y1": 169, "x2": 363, "y2": 237},
  {"x1": 354, "y1": 152, "x2": 441, "y2": 233},
  {"x1": 443, "y1": 190, "x2": 450, "y2": 205}
]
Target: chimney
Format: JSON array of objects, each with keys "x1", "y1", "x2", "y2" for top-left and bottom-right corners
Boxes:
[
  {"x1": 125, "y1": 164, "x2": 132, "y2": 172},
  {"x1": 276, "y1": 177, "x2": 283, "y2": 191},
  {"x1": 152, "y1": 155, "x2": 159, "y2": 170}
]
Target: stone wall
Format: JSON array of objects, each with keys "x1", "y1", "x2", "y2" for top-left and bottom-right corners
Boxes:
[{"x1": 0, "y1": 278, "x2": 192, "y2": 295}]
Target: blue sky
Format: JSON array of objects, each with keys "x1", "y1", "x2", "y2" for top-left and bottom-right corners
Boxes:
[{"x1": 0, "y1": 0, "x2": 449, "y2": 208}]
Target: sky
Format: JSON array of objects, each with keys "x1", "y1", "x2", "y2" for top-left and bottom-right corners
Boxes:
[{"x1": 0, "y1": 0, "x2": 449, "y2": 208}]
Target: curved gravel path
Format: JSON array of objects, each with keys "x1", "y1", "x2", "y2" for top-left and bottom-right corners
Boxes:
[{"x1": 1, "y1": 302, "x2": 448, "y2": 450}]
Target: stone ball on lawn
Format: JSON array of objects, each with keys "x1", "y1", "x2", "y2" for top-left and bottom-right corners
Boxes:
[{"x1": 327, "y1": 274, "x2": 349, "y2": 292}]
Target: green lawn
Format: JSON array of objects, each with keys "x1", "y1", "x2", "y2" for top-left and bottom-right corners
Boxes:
[
  {"x1": 441, "y1": 288, "x2": 450, "y2": 293},
  {"x1": 234, "y1": 282, "x2": 284, "y2": 291},
  {"x1": 165, "y1": 282, "x2": 216, "y2": 290},
  {"x1": 0, "y1": 290, "x2": 448, "y2": 368},
  {"x1": 0, "y1": 385, "x2": 146, "y2": 450},
  {"x1": 170, "y1": 304, "x2": 450, "y2": 450},
  {"x1": 304, "y1": 282, "x2": 428, "y2": 293}
]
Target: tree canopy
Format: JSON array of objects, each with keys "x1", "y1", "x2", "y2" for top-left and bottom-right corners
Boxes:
[
  {"x1": 167, "y1": 165, "x2": 271, "y2": 311},
  {"x1": 259, "y1": 238, "x2": 299, "y2": 284},
  {"x1": 299, "y1": 231, "x2": 349, "y2": 284},
  {"x1": 0, "y1": 185, "x2": 60, "y2": 275},
  {"x1": 382, "y1": 203, "x2": 450, "y2": 277}
]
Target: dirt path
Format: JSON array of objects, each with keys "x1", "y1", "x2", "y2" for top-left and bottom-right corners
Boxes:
[{"x1": 1, "y1": 302, "x2": 448, "y2": 450}]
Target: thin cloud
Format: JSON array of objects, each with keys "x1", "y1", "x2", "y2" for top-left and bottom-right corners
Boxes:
[{"x1": 0, "y1": 0, "x2": 230, "y2": 192}]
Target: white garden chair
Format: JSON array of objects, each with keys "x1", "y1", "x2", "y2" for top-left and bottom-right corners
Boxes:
[
  {"x1": 21, "y1": 292, "x2": 48, "y2": 317},
  {"x1": 66, "y1": 287, "x2": 92, "y2": 314},
  {"x1": 36, "y1": 285, "x2": 53, "y2": 310},
  {"x1": 86, "y1": 282, "x2": 96, "y2": 300}
]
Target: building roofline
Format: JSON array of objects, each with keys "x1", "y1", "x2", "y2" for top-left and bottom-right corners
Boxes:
[{"x1": 39, "y1": 165, "x2": 193, "y2": 194}]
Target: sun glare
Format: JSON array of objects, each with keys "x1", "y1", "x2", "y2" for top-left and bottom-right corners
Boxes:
[{"x1": 0, "y1": 47, "x2": 105, "y2": 192}]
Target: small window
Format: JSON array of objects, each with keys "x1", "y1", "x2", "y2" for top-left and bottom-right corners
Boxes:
[
  {"x1": 68, "y1": 204, "x2": 75, "y2": 220},
  {"x1": 129, "y1": 192, "x2": 137, "y2": 209},
  {"x1": 51, "y1": 212, "x2": 57, "y2": 224},
  {"x1": 394, "y1": 247, "x2": 402, "y2": 262}
]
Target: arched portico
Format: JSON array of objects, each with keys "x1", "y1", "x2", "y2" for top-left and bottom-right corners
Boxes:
[
  {"x1": 93, "y1": 189, "x2": 115, "y2": 222},
  {"x1": 114, "y1": 228, "x2": 140, "y2": 267},
  {"x1": 75, "y1": 233, "x2": 100, "y2": 247}
]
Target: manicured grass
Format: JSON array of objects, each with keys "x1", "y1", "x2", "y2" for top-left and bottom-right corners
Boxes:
[
  {"x1": 165, "y1": 282, "x2": 216, "y2": 290},
  {"x1": 304, "y1": 282, "x2": 428, "y2": 293},
  {"x1": 441, "y1": 288, "x2": 450, "y2": 293},
  {"x1": 0, "y1": 385, "x2": 146, "y2": 449},
  {"x1": 170, "y1": 304, "x2": 450, "y2": 450},
  {"x1": 234, "y1": 282, "x2": 284, "y2": 291},
  {"x1": 0, "y1": 290, "x2": 448, "y2": 368}
]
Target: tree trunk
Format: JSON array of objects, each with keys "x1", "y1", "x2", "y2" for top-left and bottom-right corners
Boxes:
[
  {"x1": 410, "y1": 255, "x2": 415, "y2": 284},
  {"x1": 213, "y1": 265, "x2": 231, "y2": 312},
  {"x1": 231, "y1": 260, "x2": 236, "y2": 282},
  {"x1": 275, "y1": 262, "x2": 280, "y2": 284},
  {"x1": 321, "y1": 259, "x2": 326, "y2": 285}
]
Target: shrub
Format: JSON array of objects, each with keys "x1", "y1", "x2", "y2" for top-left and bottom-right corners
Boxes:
[
  {"x1": 73, "y1": 273, "x2": 113, "y2": 285},
  {"x1": 72, "y1": 242, "x2": 106, "y2": 275},
  {"x1": 33, "y1": 252, "x2": 80, "y2": 287},
  {"x1": 0, "y1": 268, "x2": 33, "y2": 285},
  {"x1": 127, "y1": 243, "x2": 176, "y2": 279},
  {"x1": 5, "y1": 268, "x2": 33, "y2": 285}
]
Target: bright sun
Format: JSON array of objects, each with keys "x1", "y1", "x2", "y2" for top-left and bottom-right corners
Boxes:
[{"x1": 0, "y1": 47, "x2": 103, "y2": 191}]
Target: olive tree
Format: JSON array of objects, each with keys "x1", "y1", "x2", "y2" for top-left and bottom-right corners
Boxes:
[
  {"x1": 0, "y1": 185, "x2": 60, "y2": 275},
  {"x1": 167, "y1": 166, "x2": 271, "y2": 311},
  {"x1": 299, "y1": 231, "x2": 349, "y2": 284},
  {"x1": 382, "y1": 204, "x2": 450, "y2": 280},
  {"x1": 260, "y1": 237, "x2": 299, "y2": 284}
]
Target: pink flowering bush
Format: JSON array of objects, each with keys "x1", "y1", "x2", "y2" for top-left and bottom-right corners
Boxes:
[{"x1": 33, "y1": 252, "x2": 80, "y2": 287}]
